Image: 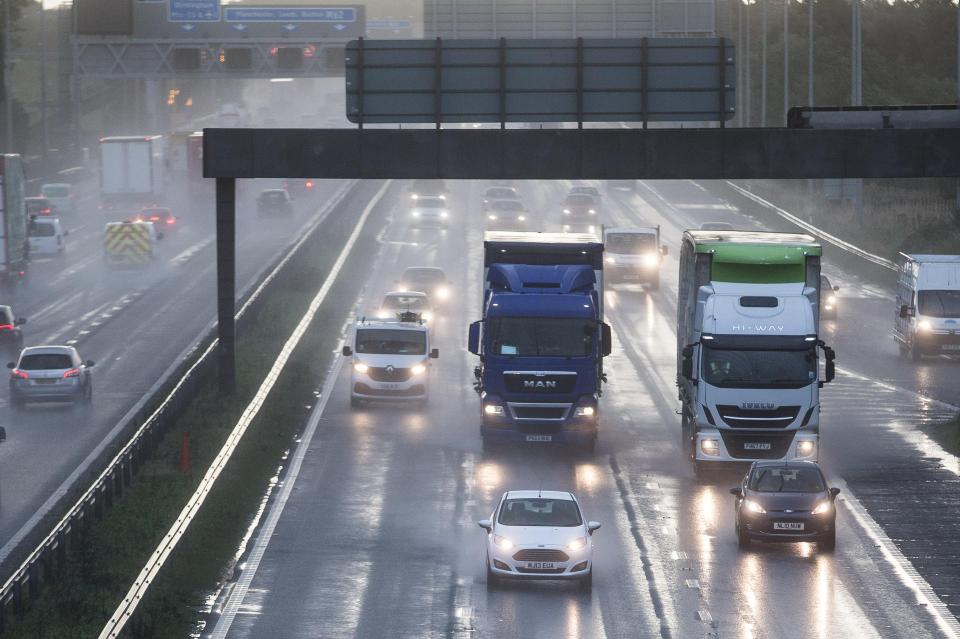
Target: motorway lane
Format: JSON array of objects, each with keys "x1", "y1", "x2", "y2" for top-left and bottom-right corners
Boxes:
[
  {"x1": 210, "y1": 180, "x2": 955, "y2": 638},
  {"x1": 0, "y1": 177, "x2": 355, "y2": 562}
]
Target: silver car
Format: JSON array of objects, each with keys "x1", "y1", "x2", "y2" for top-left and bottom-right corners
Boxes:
[
  {"x1": 40, "y1": 183, "x2": 76, "y2": 216},
  {"x1": 8, "y1": 345, "x2": 94, "y2": 408}
]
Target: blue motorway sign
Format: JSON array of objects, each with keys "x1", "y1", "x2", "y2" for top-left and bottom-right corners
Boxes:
[
  {"x1": 223, "y1": 6, "x2": 357, "y2": 22},
  {"x1": 168, "y1": 0, "x2": 220, "y2": 22}
]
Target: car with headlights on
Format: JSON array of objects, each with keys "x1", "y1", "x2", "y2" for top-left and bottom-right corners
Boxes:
[
  {"x1": 561, "y1": 193, "x2": 599, "y2": 232},
  {"x1": 481, "y1": 186, "x2": 521, "y2": 212},
  {"x1": 377, "y1": 290, "x2": 434, "y2": 322},
  {"x1": 478, "y1": 490, "x2": 600, "y2": 591},
  {"x1": 603, "y1": 226, "x2": 667, "y2": 289},
  {"x1": 730, "y1": 460, "x2": 839, "y2": 551},
  {"x1": 342, "y1": 314, "x2": 438, "y2": 407},
  {"x1": 397, "y1": 267, "x2": 452, "y2": 305},
  {"x1": 485, "y1": 199, "x2": 529, "y2": 230},
  {"x1": 8, "y1": 345, "x2": 94, "y2": 408},
  {"x1": 820, "y1": 274, "x2": 840, "y2": 320},
  {"x1": 409, "y1": 196, "x2": 450, "y2": 228}
]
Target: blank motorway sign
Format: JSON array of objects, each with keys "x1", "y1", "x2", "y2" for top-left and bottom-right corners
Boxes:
[{"x1": 345, "y1": 38, "x2": 735, "y2": 124}]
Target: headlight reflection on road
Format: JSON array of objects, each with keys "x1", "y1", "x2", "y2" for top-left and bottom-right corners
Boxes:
[
  {"x1": 575, "y1": 463, "x2": 602, "y2": 494},
  {"x1": 566, "y1": 598, "x2": 582, "y2": 638},
  {"x1": 475, "y1": 462, "x2": 502, "y2": 494}
]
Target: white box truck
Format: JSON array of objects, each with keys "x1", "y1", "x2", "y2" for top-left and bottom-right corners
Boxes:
[
  {"x1": 99, "y1": 136, "x2": 167, "y2": 209},
  {"x1": 676, "y1": 231, "x2": 836, "y2": 473},
  {"x1": 895, "y1": 254, "x2": 960, "y2": 360}
]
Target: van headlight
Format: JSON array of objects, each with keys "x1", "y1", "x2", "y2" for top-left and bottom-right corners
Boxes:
[
  {"x1": 353, "y1": 362, "x2": 369, "y2": 373},
  {"x1": 917, "y1": 319, "x2": 932, "y2": 332},
  {"x1": 744, "y1": 499, "x2": 766, "y2": 514},
  {"x1": 411, "y1": 363, "x2": 426, "y2": 375}
]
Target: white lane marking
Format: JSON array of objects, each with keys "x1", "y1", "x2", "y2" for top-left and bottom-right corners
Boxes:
[
  {"x1": 835, "y1": 478, "x2": 960, "y2": 638},
  {"x1": 169, "y1": 237, "x2": 214, "y2": 266},
  {"x1": 722, "y1": 181, "x2": 897, "y2": 272},
  {"x1": 207, "y1": 182, "x2": 392, "y2": 639}
]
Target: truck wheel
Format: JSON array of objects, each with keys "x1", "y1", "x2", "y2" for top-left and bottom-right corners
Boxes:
[
  {"x1": 681, "y1": 414, "x2": 694, "y2": 460},
  {"x1": 818, "y1": 530, "x2": 836, "y2": 552},
  {"x1": 898, "y1": 342, "x2": 909, "y2": 359}
]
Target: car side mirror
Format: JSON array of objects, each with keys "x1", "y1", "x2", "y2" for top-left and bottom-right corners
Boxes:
[
  {"x1": 660, "y1": 246, "x2": 668, "y2": 256},
  {"x1": 468, "y1": 321, "x2": 481, "y2": 355},
  {"x1": 430, "y1": 348, "x2": 439, "y2": 359},
  {"x1": 601, "y1": 323, "x2": 612, "y2": 357},
  {"x1": 15, "y1": 318, "x2": 26, "y2": 326},
  {"x1": 477, "y1": 519, "x2": 492, "y2": 531},
  {"x1": 681, "y1": 347, "x2": 694, "y2": 381},
  {"x1": 6, "y1": 362, "x2": 14, "y2": 369},
  {"x1": 833, "y1": 286, "x2": 840, "y2": 292},
  {"x1": 587, "y1": 521, "x2": 601, "y2": 534},
  {"x1": 85, "y1": 360, "x2": 95, "y2": 367},
  {"x1": 342, "y1": 345, "x2": 353, "y2": 357},
  {"x1": 829, "y1": 487, "x2": 841, "y2": 497},
  {"x1": 729, "y1": 487, "x2": 743, "y2": 497}
]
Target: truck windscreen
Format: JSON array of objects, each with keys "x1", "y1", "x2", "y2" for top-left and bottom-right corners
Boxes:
[
  {"x1": 356, "y1": 330, "x2": 426, "y2": 355},
  {"x1": 488, "y1": 318, "x2": 595, "y2": 357},
  {"x1": 918, "y1": 290, "x2": 960, "y2": 318},
  {"x1": 702, "y1": 346, "x2": 816, "y2": 388}
]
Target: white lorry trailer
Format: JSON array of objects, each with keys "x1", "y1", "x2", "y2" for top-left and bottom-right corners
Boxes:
[
  {"x1": 895, "y1": 254, "x2": 960, "y2": 360},
  {"x1": 99, "y1": 136, "x2": 167, "y2": 210},
  {"x1": 676, "y1": 231, "x2": 836, "y2": 472}
]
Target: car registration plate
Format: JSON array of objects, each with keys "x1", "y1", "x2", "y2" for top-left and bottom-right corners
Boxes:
[
  {"x1": 622, "y1": 274, "x2": 640, "y2": 280},
  {"x1": 525, "y1": 562, "x2": 556, "y2": 570},
  {"x1": 526, "y1": 435, "x2": 552, "y2": 442},
  {"x1": 942, "y1": 345, "x2": 960, "y2": 351},
  {"x1": 743, "y1": 442, "x2": 772, "y2": 450},
  {"x1": 377, "y1": 382, "x2": 404, "y2": 390},
  {"x1": 35, "y1": 379, "x2": 58, "y2": 385},
  {"x1": 773, "y1": 522, "x2": 804, "y2": 531}
]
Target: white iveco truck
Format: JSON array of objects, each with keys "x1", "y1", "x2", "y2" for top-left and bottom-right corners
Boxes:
[{"x1": 676, "y1": 231, "x2": 836, "y2": 473}]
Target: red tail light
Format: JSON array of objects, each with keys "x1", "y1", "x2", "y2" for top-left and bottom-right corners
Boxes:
[
  {"x1": 41, "y1": 208, "x2": 51, "y2": 215},
  {"x1": 0, "y1": 324, "x2": 12, "y2": 331},
  {"x1": 149, "y1": 216, "x2": 160, "y2": 221},
  {"x1": 166, "y1": 218, "x2": 176, "y2": 224},
  {"x1": 11, "y1": 369, "x2": 28, "y2": 379},
  {"x1": 305, "y1": 180, "x2": 314, "y2": 188},
  {"x1": 63, "y1": 368, "x2": 80, "y2": 378}
]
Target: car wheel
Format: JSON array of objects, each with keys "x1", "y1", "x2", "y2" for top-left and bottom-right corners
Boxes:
[
  {"x1": 737, "y1": 521, "x2": 750, "y2": 549},
  {"x1": 486, "y1": 561, "x2": 499, "y2": 590},
  {"x1": 578, "y1": 569, "x2": 593, "y2": 593},
  {"x1": 819, "y1": 529, "x2": 836, "y2": 552}
]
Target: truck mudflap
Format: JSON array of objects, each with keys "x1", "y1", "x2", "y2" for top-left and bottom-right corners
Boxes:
[{"x1": 694, "y1": 428, "x2": 818, "y2": 463}]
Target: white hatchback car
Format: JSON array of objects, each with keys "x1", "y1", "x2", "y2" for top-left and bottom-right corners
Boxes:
[{"x1": 479, "y1": 490, "x2": 600, "y2": 590}]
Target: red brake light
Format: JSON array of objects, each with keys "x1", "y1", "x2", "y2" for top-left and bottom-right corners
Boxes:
[
  {"x1": 305, "y1": 180, "x2": 314, "y2": 188},
  {"x1": 149, "y1": 216, "x2": 160, "y2": 221},
  {"x1": 63, "y1": 368, "x2": 80, "y2": 378},
  {"x1": 42, "y1": 208, "x2": 51, "y2": 215},
  {"x1": 11, "y1": 369, "x2": 28, "y2": 379},
  {"x1": 166, "y1": 218, "x2": 175, "y2": 224},
  {"x1": 0, "y1": 324, "x2": 12, "y2": 331}
]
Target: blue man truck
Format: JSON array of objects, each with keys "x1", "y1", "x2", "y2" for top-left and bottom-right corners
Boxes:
[{"x1": 468, "y1": 232, "x2": 612, "y2": 452}]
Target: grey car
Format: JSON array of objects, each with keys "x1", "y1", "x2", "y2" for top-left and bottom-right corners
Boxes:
[{"x1": 8, "y1": 345, "x2": 94, "y2": 408}]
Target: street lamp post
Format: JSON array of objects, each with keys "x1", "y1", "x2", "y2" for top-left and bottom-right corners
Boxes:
[
  {"x1": 784, "y1": 0, "x2": 789, "y2": 125},
  {"x1": 40, "y1": 2, "x2": 49, "y2": 169},
  {"x1": 762, "y1": 0, "x2": 768, "y2": 126},
  {"x1": 745, "y1": 0, "x2": 752, "y2": 126},
  {"x1": 3, "y1": 0, "x2": 12, "y2": 151},
  {"x1": 808, "y1": 0, "x2": 814, "y2": 106}
]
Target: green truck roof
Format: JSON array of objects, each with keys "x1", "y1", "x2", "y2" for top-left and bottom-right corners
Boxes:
[{"x1": 684, "y1": 230, "x2": 822, "y2": 284}]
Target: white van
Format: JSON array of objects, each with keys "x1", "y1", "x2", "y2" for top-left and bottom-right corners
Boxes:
[
  {"x1": 895, "y1": 253, "x2": 960, "y2": 360},
  {"x1": 28, "y1": 217, "x2": 67, "y2": 256}
]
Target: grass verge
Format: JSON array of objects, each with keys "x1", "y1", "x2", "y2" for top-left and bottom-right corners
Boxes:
[
  {"x1": 1, "y1": 181, "x2": 387, "y2": 638},
  {"x1": 922, "y1": 413, "x2": 960, "y2": 458}
]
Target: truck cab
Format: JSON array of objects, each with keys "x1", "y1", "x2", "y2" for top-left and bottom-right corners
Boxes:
[
  {"x1": 603, "y1": 226, "x2": 667, "y2": 289},
  {"x1": 342, "y1": 314, "x2": 438, "y2": 407},
  {"x1": 469, "y1": 232, "x2": 611, "y2": 452}
]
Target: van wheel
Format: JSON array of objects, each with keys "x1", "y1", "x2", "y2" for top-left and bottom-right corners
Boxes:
[
  {"x1": 911, "y1": 341, "x2": 923, "y2": 362},
  {"x1": 350, "y1": 396, "x2": 362, "y2": 409}
]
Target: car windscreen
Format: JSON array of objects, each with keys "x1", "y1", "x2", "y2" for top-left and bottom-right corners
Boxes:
[
  {"x1": 749, "y1": 467, "x2": 825, "y2": 493},
  {"x1": 571, "y1": 187, "x2": 598, "y2": 196},
  {"x1": 488, "y1": 317, "x2": 595, "y2": 357},
  {"x1": 29, "y1": 222, "x2": 56, "y2": 237},
  {"x1": 260, "y1": 192, "x2": 286, "y2": 203},
  {"x1": 42, "y1": 185, "x2": 69, "y2": 197},
  {"x1": 19, "y1": 354, "x2": 73, "y2": 370},
  {"x1": 485, "y1": 188, "x2": 517, "y2": 199},
  {"x1": 498, "y1": 498, "x2": 582, "y2": 527},
  {"x1": 918, "y1": 290, "x2": 960, "y2": 318},
  {"x1": 491, "y1": 200, "x2": 523, "y2": 211},
  {"x1": 383, "y1": 295, "x2": 427, "y2": 311},
  {"x1": 564, "y1": 194, "x2": 594, "y2": 206},
  {"x1": 702, "y1": 346, "x2": 816, "y2": 388},
  {"x1": 404, "y1": 269, "x2": 444, "y2": 284},
  {"x1": 355, "y1": 329, "x2": 426, "y2": 355},
  {"x1": 417, "y1": 198, "x2": 445, "y2": 208},
  {"x1": 606, "y1": 233, "x2": 656, "y2": 254}
]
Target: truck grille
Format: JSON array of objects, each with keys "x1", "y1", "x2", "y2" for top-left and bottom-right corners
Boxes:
[
  {"x1": 513, "y1": 549, "x2": 569, "y2": 562},
  {"x1": 511, "y1": 406, "x2": 569, "y2": 420},
  {"x1": 504, "y1": 372, "x2": 576, "y2": 394},
  {"x1": 719, "y1": 432, "x2": 795, "y2": 459},
  {"x1": 367, "y1": 366, "x2": 413, "y2": 382},
  {"x1": 716, "y1": 405, "x2": 800, "y2": 429}
]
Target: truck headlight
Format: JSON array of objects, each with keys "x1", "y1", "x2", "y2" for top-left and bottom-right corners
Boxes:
[
  {"x1": 796, "y1": 440, "x2": 816, "y2": 457},
  {"x1": 440, "y1": 211, "x2": 449, "y2": 218},
  {"x1": 606, "y1": 257, "x2": 616, "y2": 264},
  {"x1": 517, "y1": 215, "x2": 525, "y2": 221},
  {"x1": 917, "y1": 319, "x2": 932, "y2": 332},
  {"x1": 411, "y1": 363, "x2": 426, "y2": 375},
  {"x1": 701, "y1": 438, "x2": 720, "y2": 456},
  {"x1": 641, "y1": 253, "x2": 659, "y2": 268},
  {"x1": 353, "y1": 362, "x2": 369, "y2": 373},
  {"x1": 435, "y1": 286, "x2": 450, "y2": 300},
  {"x1": 588, "y1": 209, "x2": 596, "y2": 215},
  {"x1": 575, "y1": 406, "x2": 595, "y2": 417},
  {"x1": 412, "y1": 211, "x2": 421, "y2": 217},
  {"x1": 484, "y1": 404, "x2": 504, "y2": 416}
]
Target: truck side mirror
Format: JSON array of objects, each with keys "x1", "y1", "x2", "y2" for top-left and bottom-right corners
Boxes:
[
  {"x1": 681, "y1": 345, "x2": 694, "y2": 380},
  {"x1": 600, "y1": 323, "x2": 612, "y2": 357},
  {"x1": 660, "y1": 246, "x2": 668, "y2": 256},
  {"x1": 899, "y1": 304, "x2": 915, "y2": 319},
  {"x1": 468, "y1": 321, "x2": 481, "y2": 355},
  {"x1": 341, "y1": 345, "x2": 353, "y2": 357},
  {"x1": 430, "y1": 348, "x2": 439, "y2": 359},
  {"x1": 824, "y1": 359, "x2": 835, "y2": 383}
]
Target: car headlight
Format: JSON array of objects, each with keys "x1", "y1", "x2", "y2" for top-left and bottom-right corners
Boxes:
[
  {"x1": 641, "y1": 253, "x2": 659, "y2": 268},
  {"x1": 493, "y1": 534, "x2": 514, "y2": 550},
  {"x1": 488, "y1": 214, "x2": 497, "y2": 220},
  {"x1": 411, "y1": 363, "x2": 427, "y2": 375},
  {"x1": 566, "y1": 537, "x2": 588, "y2": 551},
  {"x1": 827, "y1": 295, "x2": 837, "y2": 305},
  {"x1": 574, "y1": 406, "x2": 595, "y2": 417},
  {"x1": 563, "y1": 209, "x2": 571, "y2": 215},
  {"x1": 606, "y1": 256, "x2": 616, "y2": 264},
  {"x1": 796, "y1": 440, "x2": 816, "y2": 457},
  {"x1": 435, "y1": 286, "x2": 450, "y2": 300},
  {"x1": 811, "y1": 500, "x2": 832, "y2": 516},
  {"x1": 701, "y1": 438, "x2": 720, "y2": 456},
  {"x1": 918, "y1": 319, "x2": 932, "y2": 332},
  {"x1": 743, "y1": 499, "x2": 766, "y2": 514},
  {"x1": 353, "y1": 362, "x2": 369, "y2": 373},
  {"x1": 412, "y1": 211, "x2": 421, "y2": 217},
  {"x1": 588, "y1": 209, "x2": 596, "y2": 215},
  {"x1": 484, "y1": 404, "x2": 504, "y2": 416},
  {"x1": 440, "y1": 211, "x2": 449, "y2": 218},
  {"x1": 411, "y1": 194, "x2": 419, "y2": 200},
  {"x1": 518, "y1": 215, "x2": 525, "y2": 221}
]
